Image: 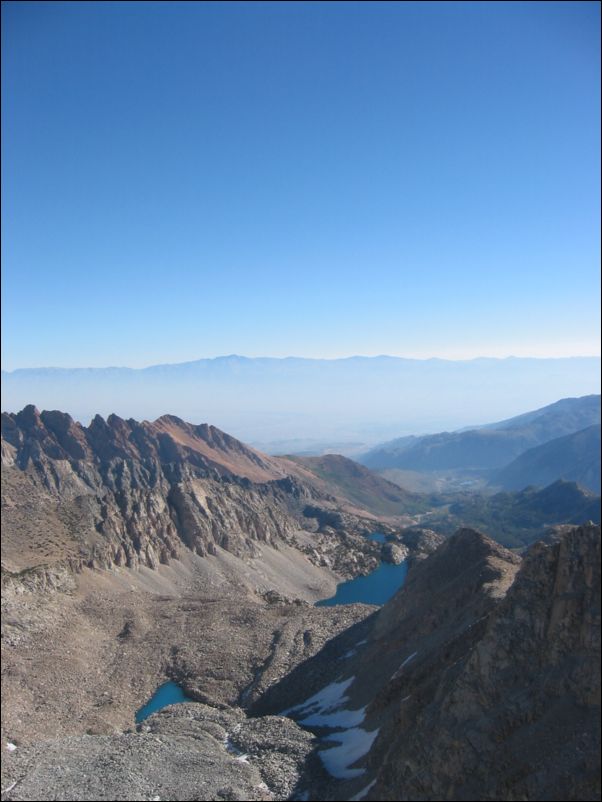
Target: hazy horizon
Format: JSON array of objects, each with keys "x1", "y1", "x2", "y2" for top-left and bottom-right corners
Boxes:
[
  {"x1": 3, "y1": 354, "x2": 600, "y2": 451},
  {"x1": 3, "y1": 351, "x2": 602, "y2": 373}
]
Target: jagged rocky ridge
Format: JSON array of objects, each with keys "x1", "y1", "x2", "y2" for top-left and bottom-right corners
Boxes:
[
  {"x1": 1, "y1": 405, "x2": 307, "y2": 571},
  {"x1": 2, "y1": 406, "x2": 419, "y2": 581},
  {"x1": 366, "y1": 523, "x2": 601, "y2": 801}
]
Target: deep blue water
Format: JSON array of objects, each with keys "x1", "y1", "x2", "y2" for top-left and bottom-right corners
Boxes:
[
  {"x1": 135, "y1": 681, "x2": 193, "y2": 723},
  {"x1": 316, "y1": 560, "x2": 408, "y2": 607}
]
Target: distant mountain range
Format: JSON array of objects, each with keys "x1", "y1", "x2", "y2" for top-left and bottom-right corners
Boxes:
[
  {"x1": 360, "y1": 395, "x2": 601, "y2": 491},
  {"x1": 2, "y1": 355, "x2": 600, "y2": 448}
]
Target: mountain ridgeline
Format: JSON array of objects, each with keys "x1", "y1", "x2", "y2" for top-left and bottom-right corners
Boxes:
[
  {"x1": 361, "y1": 394, "x2": 601, "y2": 492},
  {"x1": 1, "y1": 404, "x2": 600, "y2": 571},
  {"x1": 283, "y1": 454, "x2": 428, "y2": 517},
  {"x1": 1, "y1": 405, "x2": 432, "y2": 583},
  {"x1": 1, "y1": 405, "x2": 304, "y2": 572}
]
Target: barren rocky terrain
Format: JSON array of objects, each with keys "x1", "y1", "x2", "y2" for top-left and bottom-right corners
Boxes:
[{"x1": 1, "y1": 408, "x2": 600, "y2": 801}]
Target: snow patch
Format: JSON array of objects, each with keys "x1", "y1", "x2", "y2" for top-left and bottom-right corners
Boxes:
[
  {"x1": 281, "y1": 674, "x2": 380, "y2": 781},
  {"x1": 280, "y1": 676, "x2": 355, "y2": 717},
  {"x1": 282, "y1": 675, "x2": 366, "y2": 729},
  {"x1": 5, "y1": 743, "x2": 17, "y2": 753},
  {"x1": 319, "y1": 727, "x2": 380, "y2": 779},
  {"x1": 339, "y1": 640, "x2": 368, "y2": 660}
]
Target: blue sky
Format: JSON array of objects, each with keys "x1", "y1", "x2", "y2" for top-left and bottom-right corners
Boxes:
[{"x1": 1, "y1": 1, "x2": 600, "y2": 369}]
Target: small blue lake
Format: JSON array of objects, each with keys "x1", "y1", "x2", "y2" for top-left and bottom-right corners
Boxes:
[
  {"x1": 316, "y1": 560, "x2": 408, "y2": 607},
  {"x1": 135, "y1": 681, "x2": 193, "y2": 723}
]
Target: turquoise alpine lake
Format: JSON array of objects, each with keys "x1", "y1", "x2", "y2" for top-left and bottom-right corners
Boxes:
[
  {"x1": 316, "y1": 560, "x2": 408, "y2": 607},
  {"x1": 135, "y1": 681, "x2": 193, "y2": 723}
]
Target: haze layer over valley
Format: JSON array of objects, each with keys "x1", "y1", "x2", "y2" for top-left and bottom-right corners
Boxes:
[{"x1": 2, "y1": 355, "x2": 600, "y2": 451}]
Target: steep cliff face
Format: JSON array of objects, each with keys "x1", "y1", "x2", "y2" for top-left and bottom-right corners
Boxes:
[
  {"x1": 366, "y1": 523, "x2": 601, "y2": 801},
  {"x1": 254, "y1": 529, "x2": 520, "y2": 719},
  {"x1": 1, "y1": 406, "x2": 324, "y2": 574}
]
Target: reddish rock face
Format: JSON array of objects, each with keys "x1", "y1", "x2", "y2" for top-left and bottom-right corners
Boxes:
[
  {"x1": 2, "y1": 406, "x2": 288, "y2": 482},
  {"x1": 1, "y1": 407, "x2": 410, "y2": 579},
  {"x1": 1, "y1": 407, "x2": 317, "y2": 573}
]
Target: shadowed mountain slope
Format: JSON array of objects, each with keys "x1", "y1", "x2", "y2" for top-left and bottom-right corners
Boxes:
[
  {"x1": 361, "y1": 394, "x2": 601, "y2": 471},
  {"x1": 254, "y1": 524, "x2": 601, "y2": 801},
  {"x1": 282, "y1": 454, "x2": 429, "y2": 517},
  {"x1": 494, "y1": 423, "x2": 601, "y2": 493}
]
